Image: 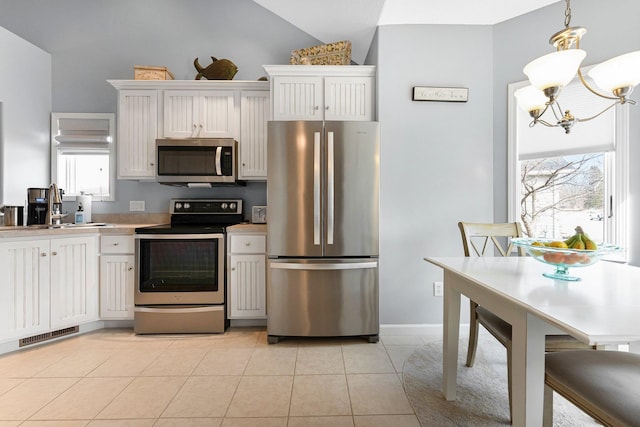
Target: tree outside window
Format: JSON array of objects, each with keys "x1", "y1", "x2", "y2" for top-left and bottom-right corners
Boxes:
[{"x1": 520, "y1": 153, "x2": 604, "y2": 242}]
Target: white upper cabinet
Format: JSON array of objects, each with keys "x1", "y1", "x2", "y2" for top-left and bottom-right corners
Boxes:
[
  {"x1": 108, "y1": 80, "x2": 269, "y2": 180},
  {"x1": 163, "y1": 90, "x2": 237, "y2": 139},
  {"x1": 239, "y1": 90, "x2": 270, "y2": 179},
  {"x1": 263, "y1": 65, "x2": 376, "y2": 121},
  {"x1": 116, "y1": 90, "x2": 158, "y2": 179}
]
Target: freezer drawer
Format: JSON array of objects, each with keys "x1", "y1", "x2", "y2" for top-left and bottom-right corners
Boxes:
[{"x1": 267, "y1": 258, "x2": 379, "y2": 342}]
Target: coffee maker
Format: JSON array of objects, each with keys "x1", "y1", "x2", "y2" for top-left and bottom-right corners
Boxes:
[{"x1": 27, "y1": 187, "x2": 49, "y2": 225}]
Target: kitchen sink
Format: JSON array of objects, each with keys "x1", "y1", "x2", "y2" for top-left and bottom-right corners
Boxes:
[{"x1": 28, "y1": 222, "x2": 113, "y2": 229}]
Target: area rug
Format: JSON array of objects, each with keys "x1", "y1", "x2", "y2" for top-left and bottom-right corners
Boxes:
[{"x1": 402, "y1": 337, "x2": 599, "y2": 426}]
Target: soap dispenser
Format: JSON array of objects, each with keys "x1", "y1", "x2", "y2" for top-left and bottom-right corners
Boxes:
[{"x1": 75, "y1": 203, "x2": 85, "y2": 224}]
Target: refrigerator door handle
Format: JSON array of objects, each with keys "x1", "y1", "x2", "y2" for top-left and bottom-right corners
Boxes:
[
  {"x1": 327, "y1": 131, "x2": 335, "y2": 245},
  {"x1": 215, "y1": 146, "x2": 222, "y2": 175},
  {"x1": 313, "y1": 131, "x2": 321, "y2": 245},
  {"x1": 270, "y1": 261, "x2": 378, "y2": 270}
]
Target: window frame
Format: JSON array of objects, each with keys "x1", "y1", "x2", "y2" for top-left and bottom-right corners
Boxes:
[
  {"x1": 507, "y1": 72, "x2": 629, "y2": 260},
  {"x1": 50, "y1": 112, "x2": 116, "y2": 202}
]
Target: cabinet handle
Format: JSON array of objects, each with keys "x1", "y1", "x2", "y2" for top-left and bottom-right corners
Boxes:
[
  {"x1": 326, "y1": 106, "x2": 330, "y2": 110},
  {"x1": 51, "y1": 251, "x2": 58, "y2": 256},
  {"x1": 245, "y1": 242, "x2": 251, "y2": 246},
  {"x1": 127, "y1": 266, "x2": 133, "y2": 271},
  {"x1": 193, "y1": 123, "x2": 197, "y2": 129},
  {"x1": 41, "y1": 252, "x2": 47, "y2": 257},
  {"x1": 113, "y1": 242, "x2": 119, "y2": 246},
  {"x1": 150, "y1": 162, "x2": 155, "y2": 166},
  {"x1": 314, "y1": 105, "x2": 319, "y2": 110},
  {"x1": 231, "y1": 267, "x2": 236, "y2": 271}
]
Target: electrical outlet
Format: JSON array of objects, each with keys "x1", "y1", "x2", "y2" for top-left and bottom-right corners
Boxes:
[
  {"x1": 129, "y1": 200, "x2": 145, "y2": 212},
  {"x1": 433, "y1": 281, "x2": 443, "y2": 297}
]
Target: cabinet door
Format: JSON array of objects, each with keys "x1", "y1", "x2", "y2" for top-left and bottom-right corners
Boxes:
[
  {"x1": 100, "y1": 254, "x2": 135, "y2": 319},
  {"x1": 199, "y1": 91, "x2": 236, "y2": 138},
  {"x1": 50, "y1": 236, "x2": 99, "y2": 329},
  {"x1": 118, "y1": 90, "x2": 158, "y2": 179},
  {"x1": 228, "y1": 254, "x2": 266, "y2": 318},
  {"x1": 239, "y1": 91, "x2": 269, "y2": 179},
  {"x1": 272, "y1": 76, "x2": 323, "y2": 120},
  {"x1": 163, "y1": 90, "x2": 199, "y2": 138},
  {"x1": 0, "y1": 240, "x2": 50, "y2": 341},
  {"x1": 324, "y1": 76, "x2": 374, "y2": 121}
]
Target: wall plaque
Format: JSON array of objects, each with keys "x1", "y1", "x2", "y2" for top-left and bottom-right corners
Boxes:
[{"x1": 412, "y1": 86, "x2": 469, "y2": 102}]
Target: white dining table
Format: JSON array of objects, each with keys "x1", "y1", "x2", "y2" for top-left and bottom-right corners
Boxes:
[{"x1": 424, "y1": 256, "x2": 640, "y2": 426}]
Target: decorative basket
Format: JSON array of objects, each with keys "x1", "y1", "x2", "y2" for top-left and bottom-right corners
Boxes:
[
  {"x1": 134, "y1": 65, "x2": 174, "y2": 80},
  {"x1": 290, "y1": 40, "x2": 352, "y2": 65}
]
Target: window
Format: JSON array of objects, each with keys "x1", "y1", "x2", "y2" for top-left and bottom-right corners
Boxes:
[
  {"x1": 51, "y1": 113, "x2": 115, "y2": 201},
  {"x1": 508, "y1": 70, "x2": 629, "y2": 260}
]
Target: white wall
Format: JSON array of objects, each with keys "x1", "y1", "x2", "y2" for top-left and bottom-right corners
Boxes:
[
  {"x1": 0, "y1": 26, "x2": 51, "y2": 206},
  {"x1": 374, "y1": 25, "x2": 494, "y2": 324}
]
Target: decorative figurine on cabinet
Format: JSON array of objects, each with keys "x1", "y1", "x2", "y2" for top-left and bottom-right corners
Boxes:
[{"x1": 194, "y1": 57, "x2": 238, "y2": 80}]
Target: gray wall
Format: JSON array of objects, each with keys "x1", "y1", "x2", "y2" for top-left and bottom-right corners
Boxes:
[
  {"x1": 373, "y1": 25, "x2": 494, "y2": 324},
  {"x1": 0, "y1": 0, "x2": 319, "y2": 218}
]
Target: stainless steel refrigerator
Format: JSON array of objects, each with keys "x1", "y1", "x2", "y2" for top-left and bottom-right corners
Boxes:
[{"x1": 266, "y1": 121, "x2": 379, "y2": 343}]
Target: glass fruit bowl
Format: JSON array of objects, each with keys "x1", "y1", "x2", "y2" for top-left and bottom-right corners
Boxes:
[{"x1": 511, "y1": 237, "x2": 622, "y2": 281}]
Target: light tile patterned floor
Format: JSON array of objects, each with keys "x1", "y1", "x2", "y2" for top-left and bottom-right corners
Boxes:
[{"x1": 0, "y1": 328, "x2": 441, "y2": 426}]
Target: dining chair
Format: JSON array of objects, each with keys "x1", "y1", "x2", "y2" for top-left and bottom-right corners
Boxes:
[
  {"x1": 457, "y1": 221, "x2": 596, "y2": 421},
  {"x1": 544, "y1": 350, "x2": 640, "y2": 426}
]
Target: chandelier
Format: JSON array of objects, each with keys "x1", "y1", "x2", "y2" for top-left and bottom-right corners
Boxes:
[{"x1": 514, "y1": 0, "x2": 640, "y2": 133}]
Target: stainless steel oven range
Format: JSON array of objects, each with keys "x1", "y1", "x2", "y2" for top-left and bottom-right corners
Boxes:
[{"x1": 134, "y1": 198, "x2": 244, "y2": 334}]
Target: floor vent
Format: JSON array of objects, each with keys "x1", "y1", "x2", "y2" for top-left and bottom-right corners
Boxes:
[{"x1": 19, "y1": 326, "x2": 80, "y2": 347}]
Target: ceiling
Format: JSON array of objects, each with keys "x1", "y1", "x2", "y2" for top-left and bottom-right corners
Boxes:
[{"x1": 252, "y1": 0, "x2": 560, "y2": 64}]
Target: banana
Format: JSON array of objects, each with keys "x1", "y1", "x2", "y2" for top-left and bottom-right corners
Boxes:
[
  {"x1": 564, "y1": 233, "x2": 578, "y2": 248},
  {"x1": 572, "y1": 234, "x2": 586, "y2": 250},
  {"x1": 563, "y1": 225, "x2": 597, "y2": 250},
  {"x1": 564, "y1": 234, "x2": 578, "y2": 247},
  {"x1": 581, "y1": 233, "x2": 598, "y2": 250}
]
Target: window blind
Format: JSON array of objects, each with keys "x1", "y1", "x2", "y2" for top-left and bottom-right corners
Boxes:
[
  {"x1": 54, "y1": 116, "x2": 112, "y2": 146},
  {"x1": 517, "y1": 76, "x2": 615, "y2": 160}
]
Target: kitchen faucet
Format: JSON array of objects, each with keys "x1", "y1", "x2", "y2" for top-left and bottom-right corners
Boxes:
[{"x1": 45, "y1": 183, "x2": 64, "y2": 225}]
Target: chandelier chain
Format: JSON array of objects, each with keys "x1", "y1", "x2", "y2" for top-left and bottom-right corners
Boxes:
[{"x1": 564, "y1": 0, "x2": 572, "y2": 28}]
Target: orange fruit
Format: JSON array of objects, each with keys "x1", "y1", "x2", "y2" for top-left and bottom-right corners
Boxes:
[{"x1": 543, "y1": 252, "x2": 565, "y2": 264}]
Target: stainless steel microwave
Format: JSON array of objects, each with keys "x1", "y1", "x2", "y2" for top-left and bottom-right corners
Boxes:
[{"x1": 156, "y1": 138, "x2": 237, "y2": 185}]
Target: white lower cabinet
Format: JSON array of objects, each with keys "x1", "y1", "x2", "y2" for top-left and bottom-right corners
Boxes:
[
  {"x1": 99, "y1": 234, "x2": 135, "y2": 320},
  {"x1": 49, "y1": 236, "x2": 100, "y2": 329},
  {"x1": 227, "y1": 232, "x2": 267, "y2": 319},
  {"x1": 0, "y1": 239, "x2": 50, "y2": 341},
  {"x1": 0, "y1": 235, "x2": 99, "y2": 342}
]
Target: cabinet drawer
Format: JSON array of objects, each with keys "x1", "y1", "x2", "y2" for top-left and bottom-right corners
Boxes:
[
  {"x1": 229, "y1": 234, "x2": 266, "y2": 254},
  {"x1": 101, "y1": 235, "x2": 134, "y2": 254}
]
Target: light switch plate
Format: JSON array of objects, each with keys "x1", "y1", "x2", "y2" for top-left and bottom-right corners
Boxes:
[
  {"x1": 129, "y1": 200, "x2": 145, "y2": 212},
  {"x1": 252, "y1": 206, "x2": 267, "y2": 223}
]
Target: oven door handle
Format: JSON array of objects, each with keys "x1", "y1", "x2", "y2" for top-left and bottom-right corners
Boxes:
[
  {"x1": 135, "y1": 306, "x2": 224, "y2": 313},
  {"x1": 135, "y1": 233, "x2": 225, "y2": 239}
]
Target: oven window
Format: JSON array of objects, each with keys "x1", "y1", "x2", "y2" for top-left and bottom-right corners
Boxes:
[{"x1": 138, "y1": 239, "x2": 220, "y2": 292}]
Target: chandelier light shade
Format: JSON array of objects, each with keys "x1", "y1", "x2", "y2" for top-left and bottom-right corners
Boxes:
[
  {"x1": 588, "y1": 51, "x2": 640, "y2": 94},
  {"x1": 514, "y1": 85, "x2": 548, "y2": 114},
  {"x1": 523, "y1": 50, "x2": 586, "y2": 91},
  {"x1": 517, "y1": 0, "x2": 639, "y2": 134}
]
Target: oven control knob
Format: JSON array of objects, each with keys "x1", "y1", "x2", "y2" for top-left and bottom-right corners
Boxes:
[
  {"x1": 184, "y1": 203, "x2": 190, "y2": 210},
  {"x1": 229, "y1": 202, "x2": 237, "y2": 210},
  {"x1": 221, "y1": 203, "x2": 228, "y2": 210},
  {"x1": 175, "y1": 203, "x2": 182, "y2": 210}
]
